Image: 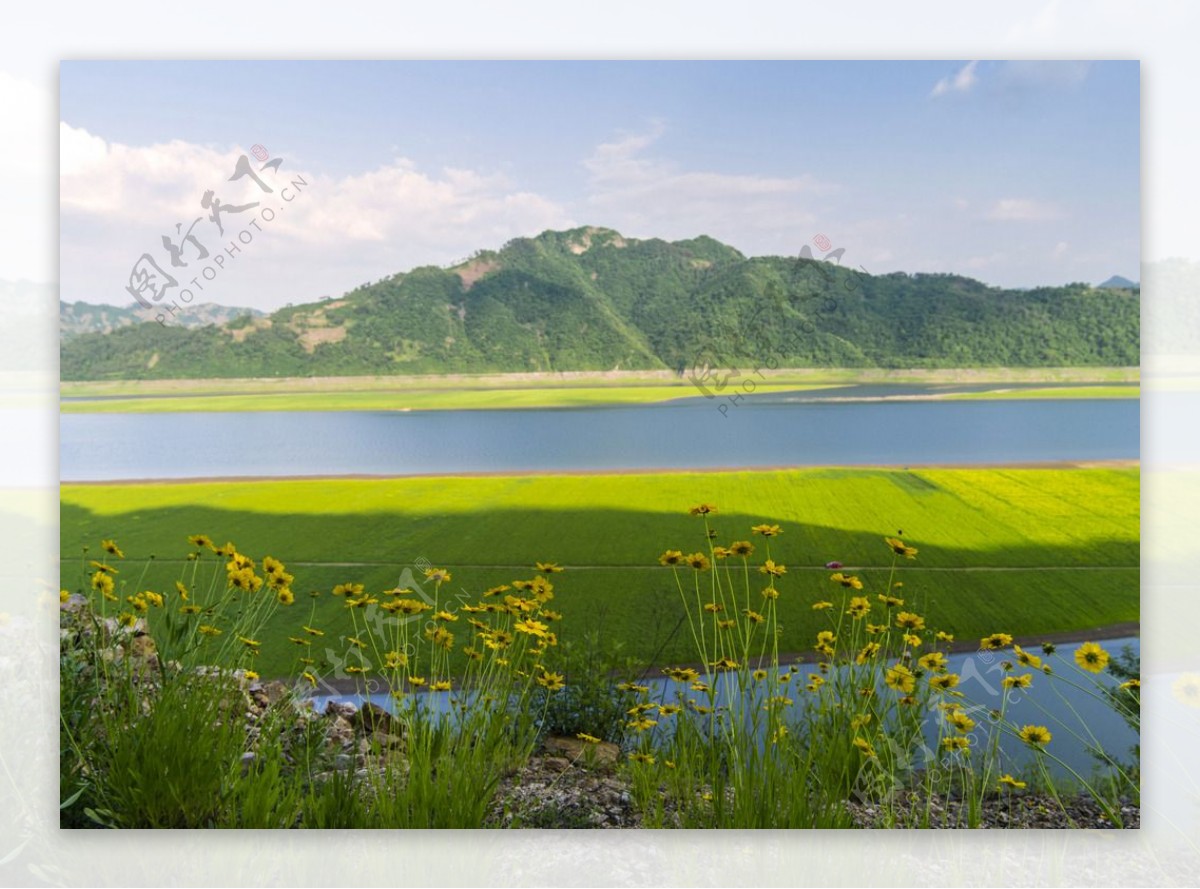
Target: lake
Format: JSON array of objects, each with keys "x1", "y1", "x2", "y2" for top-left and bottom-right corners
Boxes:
[{"x1": 60, "y1": 394, "x2": 1139, "y2": 481}]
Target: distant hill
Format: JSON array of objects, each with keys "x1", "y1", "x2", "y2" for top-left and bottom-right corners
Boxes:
[
  {"x1": 60, "y1": 300, "x2": 263, "y2": 341},
  {"x1": 59, "y1": 226, "x2": 1140, "y2": 380},
  {"x1": 1097, "y1": 275, "x2": 1139, "y2": 290}
]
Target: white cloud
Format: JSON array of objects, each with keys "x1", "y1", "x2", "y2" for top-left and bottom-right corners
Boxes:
[
  {"x1": 930, "y1": 61, "x2": 979, "y2": 98},
  {"x1": 1053, "y1": 240, "x2": 1069, "y2": 258},
  {"x1": 59, "y1": 124, "x2": 575, "y2": 308},
  {"x1": 582, "y1": 125, "x2": 832, "y2": 252},
  {"x1": 930, "y1": 60, "x2": 1091, "y2": 101},
  {"x1": 986, "y1": 198, "x2": 1064, "y2": 221}
]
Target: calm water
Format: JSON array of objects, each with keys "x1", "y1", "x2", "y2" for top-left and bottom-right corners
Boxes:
[
  {"x1": 315, "y1": 637, "x2": 1140, "y2": 779},
  {"x1": 60, "y1": 396, "x2": 1139, "y2": 481}
]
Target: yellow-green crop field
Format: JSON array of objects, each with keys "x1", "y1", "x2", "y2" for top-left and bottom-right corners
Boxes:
[{"x1": 60, "y1": 467, "x2": 1139, "y2": 677}]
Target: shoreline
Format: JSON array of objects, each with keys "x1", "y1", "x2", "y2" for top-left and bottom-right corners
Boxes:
[
  {"x1": 61, "y1": 459, "x2": 1141, "y2": 486},
  {"x1": 305, "y1": 621, "x2": 1141, "y2": 695}
]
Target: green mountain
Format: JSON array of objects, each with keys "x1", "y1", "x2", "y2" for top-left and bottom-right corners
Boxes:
[
  {"x1": 60, "y1": 299, "x2": 263, "y2": 341},
  {"x1": 1097, "y1": 275, "x2": 1138, "y2": 290},
  {"x1": 60, "y1": 226, "x2": 1139, "y2": 380}
]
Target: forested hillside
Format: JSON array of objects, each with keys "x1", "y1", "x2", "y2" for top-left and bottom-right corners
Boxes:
[{"x1": 61, "y1": 226, "x2": 1139, "y2": 379}]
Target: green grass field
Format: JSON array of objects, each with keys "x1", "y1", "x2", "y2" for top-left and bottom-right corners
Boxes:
[
  {"x1": 60, "y1": 467, "x2": 1139, "y2": 677},
  {"x1": 60, "y1": 367, "x2": 1139, "y2": 413}
]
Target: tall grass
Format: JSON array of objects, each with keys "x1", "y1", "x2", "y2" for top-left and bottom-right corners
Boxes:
[{"x1": 59, "y1": 518, "x2": 1138, "y2": 829}]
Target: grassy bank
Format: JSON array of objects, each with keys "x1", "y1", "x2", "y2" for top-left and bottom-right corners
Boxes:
[
  {"x1": 60, "y1": 367, "x2": 1139, "y2": 413},
  {"x1": 61, "y1": 466, "x2": 1139, "y2": 678}
]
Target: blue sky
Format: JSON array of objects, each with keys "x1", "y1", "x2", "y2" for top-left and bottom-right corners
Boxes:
[{"x1": 60, "y1": 60, "x2": 1139, "y2": 310}]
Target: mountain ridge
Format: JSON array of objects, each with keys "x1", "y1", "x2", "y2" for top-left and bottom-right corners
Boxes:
[{"x1": 60, "y1": 226, "x2": 1140, "y2": 380}]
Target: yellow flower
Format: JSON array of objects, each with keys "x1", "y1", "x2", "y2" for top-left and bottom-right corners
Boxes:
[
  {"x1": 811, "y1": 601, "x2": 833, "y2": 610},
  {"x1": 902, "y1": 633, "x2": 922, "y2": 648},
  {"x1": 980, "y1": 632, "x2": 1013, "y2": 651},
  {"x1": 742, "y1": 609, "x2": 765, "y2": 624},
  {"x1": 408, "y1": 676, "x2": 427, "y2": 687},
  {"x1": 174, "y1": 581, "x2": 188, "y2": 599},
  {"x1": 710, "y1": 656, "x2": 739, "y2": 672},
  {"x1": 918, "y1": 651, "x2": 948, "y2": 673},
  {"x1": 895, "y1": 611, "x2": 925, "y2": 631},
  {"x1": 829, "y1": 572, "x2": 862, "y2": 589},
  {"x1": 935, "y1": 631, "x2": 955, "y2": 643},
  {"x1": 262, "y1": 556, "x2": 285, "y2": 576},
  {"x1": 1074, "y1": 642, "x2": 1110, "y2": 673},
  {"x1": 577, "y1": 732, "x2": 601, "y2": 744},
  {"x1": 179, "y1": 604, "x2": 201, "y2": 615},
  {"x1": 484, "y1": 583, "x2": 512, "y2": 596},
  {"x1": 689, "y1": 504, "x2": 717, "y2": 516},
  {"x1": 946, "y1": 712, "x2": 975, "y2": 733},
  {"x1": 627, "y1": 717, "x2": 657, "y2": 732},
  {"x1": 884, "y1": 536, "x2": 917, "y2": 559},
  {"x1": 395, "y1": 599, "x2": 431, "y2": 615},
  {"x1": 761, "y1": 585, "x2": 780, "y2": 600},
  {"x1": 658, "y1": 704, "x2": 682, "y2": 716},
  {"x1": 1003, "y1": 674, "x2": 1033, "y2": 690},
  {"x1": 427, "y1": 626, "x2": 455, "y2": 650},
  {"x1": 332, "y1": 582, "x2": 364, "y2": 597},
  {"x1": 806, "y1": 674, "x2": 825, "y2": 691},
  {"x1": 729, "y1": 540, "x2": 755, "y2": 556},
  {"x1": 238, "y1": 635, "x2": 261, "y2": 649},
  {"x1": 384, "y1": 651, "x2": 408, "y2": 669},
  {"x1": 537, "y1": 671, "x2": 566, "y2": 691},
  {"x1": 302, "y1": 671, "x2": 317, "y2": 687},
  {"x1": 430, "y1": 680, "x2": 452, "y2": 692},
  {"x1": 751, "y1": 524, "x2": 781, "y2": 537},
  {"x1": 877, "y1": 594, "x2": 904, "y2": 608},
  {"x1": 433, "y1": 610, "x2": 459, "y2": 622},
  {"x1": 759, "y1": 559, "x2": 787, "y2": 577},
  {"x1": 884, "y1": 663, "x2": 916, "y2": 694},
  {"x1": 346, "y1": 636, "x2": 366, "y2": 649},
  {"x1": 188, "y1": 534, "x2": 213, "y2": 550},
  {"x1": 1120, "y1": 678, "x2": 1141, "y2": 692},
  {"x1": 663, "y1": 666, "x2": 699, "y2": 683},
  {"x1": 628, "y1": 751, "x2": 656, "y2": 764},
  {"x1": 686, "y1": 552, "x2": 711, "y2": 571},
  {"x1": 91, "y1": 571, "x2": 115, "y2": 597},
  {"x1": 244, "y1": 670, "x2": 260, "y2": 681},
  {"x1": 847, "y1": 596, "x2": 871, "y2": 619},
  {"x1": 277, "y1": 588, "x2": 295, "y2": 605},
  {"x1": 1018, "y1": 725, "x2": 1052, "y2": 747},
  {"x1": 515, "y1": 618, "x2": 549, "y2": 638},
  {"x1": 856, "y1": 642, "x2": 880, "y2": 664},
  {"x1": 703, "y1": 602, "x2": 724, "y2": 613},
  {"x1": 535, "y1": 561, "x2": 564, "y2": 574},
  {"x1": 345, "y1": 666, "x2": 368, "y2": 675},
  {"x1": 929, "y1": 673, "x2": 960, "y2": 691},
  {"x1": 198, "y1": 624, "x2": 222, "y2": 637},
  {"x1": 941, "y1": 736, "x2": 971, "y2": 752},
  {"x1": 302, "y1": 625, "x2": 324, "y2": 636},
  {"x1": 999, "y1": 774, "x2": 1027, "y2": 790},
  {"x1": 658, "y1": 550, "x2": 683, "y2": 566},
  {"x1": 752, "y1": 669, "x2": 768, "y2": 681},
  {"x1": 853, "y1": 737, "x2": 876, "y2": 758},
  {"x1": 101, "y1": 539, "x2": 125, "y2": 559},
  {"x1": 1014, "y1": 645, "x2": 1042, "y2": 669},
  {"x1": 424, "y1": 568, "x2": 452, "y2": 583}
]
